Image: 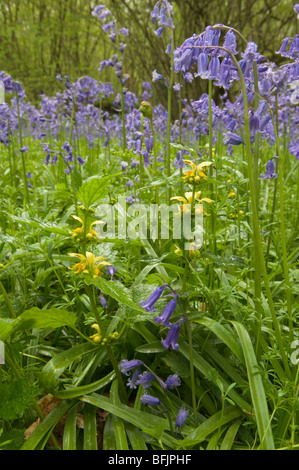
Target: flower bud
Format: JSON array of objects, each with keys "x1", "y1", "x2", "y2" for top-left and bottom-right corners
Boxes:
[{"x1": 139, "y1": 101, "x2": 152, "y2": 119}]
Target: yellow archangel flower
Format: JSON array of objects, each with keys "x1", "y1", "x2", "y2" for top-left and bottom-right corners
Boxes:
[
  {"x1": 69, "y1": 251, "x2": 111, "y2": 278},
  {"x1": 70, "y1": 215, "x2": 104, "y2": 241},
  {"x1": 171, "y1": 191, "x2": 214, "y2": 216},
  {"x1": 90, "y1": 323, "x2": 101, "y2": 343},
  {"x1": 182, "y1": 160, "x2": 213, "y2": 183}
]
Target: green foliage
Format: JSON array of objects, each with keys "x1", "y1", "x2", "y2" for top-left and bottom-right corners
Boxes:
[{"x1": 0, "y1": 376, "x2": 39, "y2": 421}]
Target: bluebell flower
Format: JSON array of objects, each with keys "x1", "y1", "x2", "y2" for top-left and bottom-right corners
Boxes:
[
  {"x1": 77, "y1": 156, "x2": 86, "y2": 165},
  {"x1": 224, "y1": 131, "x2": 243, "y2": 146},
  {"x1": 165, "y1": 373, "x2": 181, "y2": 389},
  {"x1": 120, "y1": 359, "x2": 144, "y2": 375},
  {"x1": 99, "y1": 293, "x2": 108, "y2": 309},
  {"x1": 127, "y1": 368, "x2": 141, "y2": 389},
  {"x1": 208, "y1": 55, "x2": 220, "y2": 80},
  {"x1": 222, "y1": 29, "x2": 238, "y2": 56},
  {"x1": 154, "y1": 26, "x2": 164, "y2": 38},
  {"x1": 175, "y1": 406, "x2": 189, "y2": 429},
  {"x1": 106, "y1": 265, "x2": 117, "y2": 279},
  {"x1": 161, "y1": 320, "x2": 182, "y2": 350},
  {"x1": 195, "y1": 53, "x2": 209, "y2": 79},
  {"x1": 120, "y1": 161, "x2": 128, "y2": 170},
  {"x1": 154, "y1": 298, "x2": 177, "y2": 326},
  {"x1": 140, "y1": 392, "x2": 161, "y2": 406},
  {"x1": 152, "y1": 69, "x2": 164, "y2": 82},
  {"x1": 260, "y1": 158, "x2": 278, "y2": 179},
  {"x1": 139, "y1": 285, "x2": 165, "y2": 312},
  {"x1": 136, "y1": 371, "x2": 155, "y2": 389}
]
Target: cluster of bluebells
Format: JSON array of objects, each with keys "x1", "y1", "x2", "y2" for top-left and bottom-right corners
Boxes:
[
  {"x1": 139, "y1": 282, "x2": 185, "y2": 351},
  {"x1": 120, "y1": 358, "x2": 188, "y2": 430},
  {"x1": 41, "y1": 141, "x2": 85, "y2": 173},
  {"x1": 92, "y1": 4, "x2": 129, "y2": 87}
]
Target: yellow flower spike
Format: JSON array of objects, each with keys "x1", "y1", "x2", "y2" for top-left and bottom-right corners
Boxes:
[
  {"x1": 88, "y1": 220, "x2": 104, "y2": 238},
  {"x1": 69, "y1": 252, "x2": 111, "y2": 278},
  {"x1": 196, "y1": 161, "x2": 213, "y2": 181},
  {"x1": 171, "y1": 191, "x2": 214, "y2": 216},
  {"x1": 228, "y1": 190, "x2": 236, "y2": 198},
  {"x1": 182, "y1": 159, "x2": 213, "y2": 182},
  {"x1": 91, "y1": 323, "x2": 100, "y2": 333},
  {"x1": 69, "y1": 215, "x2": 85, "y2": 238},
  {"x1": 174, "y1": 246, "x2": 183, "y2": 256},
  {"x1": 90, "y1": 334, "x2": 102, "y2": 343},
  {"x1": 90, "y1": 324, "x2": 102, "y2": 343}
]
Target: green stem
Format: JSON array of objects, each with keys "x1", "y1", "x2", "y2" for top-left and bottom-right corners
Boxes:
[
  {"x1": 0, "y1": 280, "x2": 17, "y2": 318},
  {"x1": 16, "y1": 92, "x2": 29, "y2": 206},
  {"x1": 85, "y1": 284, "x2": 127, "y2": 402},
  {"x1": 181, "y1": 258, "x2": 198, "y2": 426},
  {"x1": 189, "y1": 43, "x2": 292, "y2": 380}
]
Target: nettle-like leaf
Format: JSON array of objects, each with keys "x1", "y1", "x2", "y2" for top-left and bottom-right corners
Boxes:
[
  {"x1": 0, "y1": 307, "x2": 77, "y2": 341},
  {"x1": 78, "y1": 174, "x2": 119, "y2": 208},
  {"x1": 0, "y1": 376, "x2": 39, "y2": 421}
]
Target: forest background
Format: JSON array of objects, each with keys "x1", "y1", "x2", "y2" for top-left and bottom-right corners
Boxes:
[{"x1": 0, "y1": 0, "x2": 297, "y2": 112}]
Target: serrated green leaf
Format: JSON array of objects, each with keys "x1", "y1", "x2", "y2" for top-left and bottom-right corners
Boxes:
[
  {"x1": 78, "y1": 174, "x2": 118, "y2": 208},
  {"x1": 85, "y1": 277, "x2": 145, "y2": 313},
  {"x1": 0, "y1": 376, "x2": 39, "y2": 421},
  {"x1": 0, "y1": 308, "x2": 77, "y2": 342}
]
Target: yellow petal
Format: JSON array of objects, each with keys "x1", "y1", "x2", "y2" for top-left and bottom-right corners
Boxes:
[
  {"x1": 199, "y1": 198, "x2": 214, "y2": 203},
  {"x1": 72, "y1": 215, "x2": 84, "y2": 224},
  {"x1": 170, "y1": 196, "x2": 187, "y2": 202},
  {"x1": 197, "y1": 161, "x2": 212, "y2": 170}
]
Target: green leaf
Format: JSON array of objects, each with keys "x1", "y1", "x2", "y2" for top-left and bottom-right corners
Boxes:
[
  {"x1": 78, "y1": 174, "x2": 118, "y2": 208},
  {"x1": 231, "y1": 321, "x2": 275, "y2": 450},
  {"x1": 194, "y1": 318, "x2": 244, "y2": 363},
  {"x1": 63, "y1": 403, "x2": 78, "y2": 450},
  {"x1": 21, "y1": 400, "x2": 75, "y2": 450},
  {"x1": 83, "y1": 403, "x2": 98, "y2": 450},
  {"x1": 85, "y1": 277, "x2": 145, "y2": 313},
  {"x1": 110, "y1": 379, "x2": 129, "y2": 450},
  {"x1": 39, "y1": 342, "x2": 96, "y2": 392},
  {"x1": 0, "y1": 376, "x2": 39, "y2": 421},
  {"x1": 54, "y1": 371, "x2": 115, "y2": 399},
  {"x1": 9, "y1": 215, "x2": 69, "y2": 236},
  {"x1": 80, "y1": 393, "x2": 177, "y2": 448},
  {"x1": 0, "y1": 307, "x2": 77, "y2": 342},
  {"x1": 178, "y1": 406, "x2": 242, "y2": 448}
]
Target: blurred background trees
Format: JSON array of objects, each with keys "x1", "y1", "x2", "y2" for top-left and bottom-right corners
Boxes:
[{"x1": 0, "y1": 0, "x2": 297, "y2": 107}]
